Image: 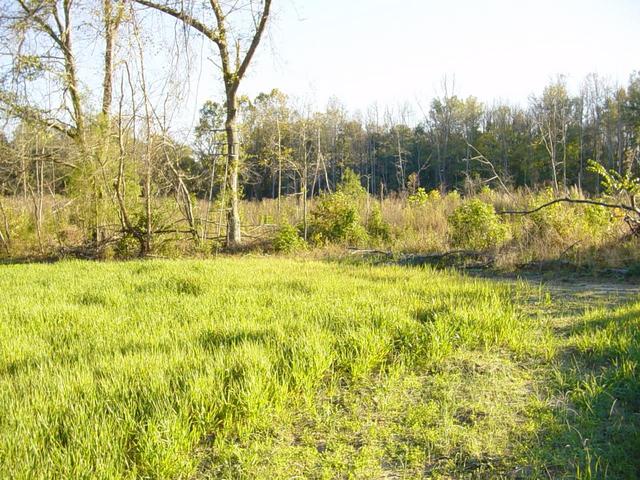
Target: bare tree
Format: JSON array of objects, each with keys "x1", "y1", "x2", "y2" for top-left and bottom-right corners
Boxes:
[
  {"x1": 102, "y1": 0, "x2": 125, "y2": 120},
  {"x1": 132, "y1": 0, "x2": 272, "y2": 247},
  {"x1": 531, "y1": 77, "x2": 572, "y2": 192},
  {"x1": 0, "y1": 0, "x2": 131, "y2": 249},
  {"x1": 0, "y1": 0, "x2": 87, "y2": 142}
]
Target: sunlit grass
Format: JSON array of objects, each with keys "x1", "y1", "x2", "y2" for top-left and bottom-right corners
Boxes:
[{"x1": 0, "y1": 258, "x2": 638, "y2": 478}]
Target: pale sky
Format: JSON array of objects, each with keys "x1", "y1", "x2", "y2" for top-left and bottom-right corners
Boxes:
[{"x1": 139, "y1": 0, "x2": 640, "y2": 132}]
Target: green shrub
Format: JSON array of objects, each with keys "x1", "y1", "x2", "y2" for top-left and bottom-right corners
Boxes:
[
  {"x1": 408, "y1": 187, "x2": 440, "y2": 206},
  {"x1": 581, "y1": 203, "x2": 613, "y2": 235},
  {"x1": 478, "y1": 185, "x2": 496, "y2": 203},
  {"x1": 479, "y1": 185, "x2": 493, "y2": 196},
  {"x1": 408, "y1": 187, "x2": 429, "y2": 206},
  {"x1": 309, "y1": 191, "x2": 368, "y2": 245},
  {"x1": 366, "y1": 204, "x2": 391, "y2": 244},
  {"x1": 273, "y1": 223, "x2": 306, "y2": 253},
  {"x1": 114, "y1": 234, "x2": 142, "y2": 259},
  {"x1": 307, "y1": 169, "x2": 370, "y2": 246},
  {"x1": 529, "y1": 188, "x2": 572, "y2": 238},
  {"x1": 336, "y1": 168, "x2": 367, "y2": 199},
  {"x1": 449, "y1": 199, "x2": 508, "y2": 250},
  {"x1": 446, "y1": 190, "x2": 461, "y2": 202},
  {"x1": 527, "y1": 188, "x2": 613, "y2": 243}
]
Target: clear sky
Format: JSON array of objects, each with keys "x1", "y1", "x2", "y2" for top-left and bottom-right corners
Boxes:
[{"x1": 170, "y1": 0, "x2": 640, "y2": 130}]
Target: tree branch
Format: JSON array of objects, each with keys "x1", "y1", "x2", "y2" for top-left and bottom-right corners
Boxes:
[
  {"x1": 132, "y1": 0, "x2": 220, "y2": 43},
  {"x1": 498, "y1": 197, "x2": 637, "y2": 215},
  {"x1": 0, "y1": 91, "x2": 76, "y2": 138},
  {"x1": 236, "y1": 0, "x2": 271, "y2": 83}
]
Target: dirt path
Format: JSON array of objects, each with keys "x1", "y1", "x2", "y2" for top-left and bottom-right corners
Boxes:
[
  {"x1": 469, "y1": 268, "x2": 640, "y2": 312},
  {"x1": 526, "y1": 278, "x2": 638, "y2": 320}
]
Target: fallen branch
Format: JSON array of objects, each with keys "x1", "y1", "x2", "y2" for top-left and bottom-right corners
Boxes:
[
  {"x1": 347, "y1": 248, "x2": 392, "y2": 256},
  {"x1": 398, "y1": 250, "x2": 495, "y2": 268}
]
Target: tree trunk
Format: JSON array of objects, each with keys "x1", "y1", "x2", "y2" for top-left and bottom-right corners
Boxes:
[
  {"x1": 277, "y1": 117, "x2": 282, "y2": 217},
  {"x1": 226, "y1": 94, "x2": 242, "y2": 246},
  {"x1": 302, "y1": 127, "x2": 308, "y2": 241},
  {"x1": 102, "y1": 0, "x2": 115, "y2": 118}
]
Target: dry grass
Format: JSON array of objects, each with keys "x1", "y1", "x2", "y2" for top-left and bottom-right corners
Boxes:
[{"x1": 1, "y1": 188, "x2": 636, "y2": 270}]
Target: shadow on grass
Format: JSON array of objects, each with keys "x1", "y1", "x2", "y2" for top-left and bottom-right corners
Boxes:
[
  {"x1": 538, "y1": 299, "x2": 640, "y2": 479},
  {"x1": 0, "y1": 356, "x2": 43, "y2": 377},
  {"x1": 554, "y1": 302, "x2": 640, "y2": 337},
  {"x1": 0, "y1": 255, "x2": 61, "y2": 265}
]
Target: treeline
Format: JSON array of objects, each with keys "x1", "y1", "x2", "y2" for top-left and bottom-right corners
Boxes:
[
  {"x1": 6, "y1": 73, "x2": 637, "y2": 203},
  {"x1": 9, "y1": 74, "x2": 631, "y2": 204},
  {"x1": 194, "y1": 74, "x2": 639, "y2": 202},
  {"x1": 2, "y1": 75, "x2": 639, "y2": 255}
]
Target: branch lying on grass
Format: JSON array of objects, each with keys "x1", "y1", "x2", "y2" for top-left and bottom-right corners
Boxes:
[
  {"x1": 420, "y1": 249, "x2": 482, "y2": 259},
  {"x1": 399, "y1": 250, "x2": 496, "y2": 268},
  {"x1": 347, "y1": 248, "x2": 392, "y2": 256},
  {"x1": 346, "y1": 249, "x2": 497, "y2": 269}
]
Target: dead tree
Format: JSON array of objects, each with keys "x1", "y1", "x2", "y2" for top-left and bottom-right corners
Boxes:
[{"x1": 463, "y1": 143, "x2": 513, "y2": 199}]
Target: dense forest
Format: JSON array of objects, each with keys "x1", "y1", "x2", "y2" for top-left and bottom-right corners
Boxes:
[
  {"x1": 194, "y1": 74, "x2": 640, "y2": 200},
  {"x1": 3, "y1": 74, "x2": 640, "y2": 201}
]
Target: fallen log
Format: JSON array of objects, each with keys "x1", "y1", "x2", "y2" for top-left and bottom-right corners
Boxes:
[
  {"x1": 347, "y1": 248, "x2": 392, "y2": 256},
  {"x1": 398, "y1": 250, "x2": 495, "y2": 268}
]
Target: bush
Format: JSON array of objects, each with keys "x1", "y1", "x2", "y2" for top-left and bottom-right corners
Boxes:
[
  {"x1": 408, "y1": 187, "x2": 440, "y2": 206},
  {"x1": 526, "y1": 189, "x2": 612, "y2": 244},
  {"x1": 529, "y1": 188, "x2": 572, "y2": 239},
  {"x1": 366, "y1": 204, "x2": 391, "y2": 244},
  {"x1": 309, "y1": 191, "x2": 368, "y2": 245},
  {"x1": 581, "y1": 203, "x2": 613, "y2": 235},
  {"x1": 273, "y1": 223, "x2": 306, "y2": 253},
  {"x1": 448, "y1": 199, "x2": 508, "y2": 250},
  {"x1": 336, "y1": 168, "x2": 367, "y2": 199},
  {"x1": 113, "y1": 234, "x2": 142, "y2": 259},
  {"x1": 308, "y1": 169, "x2": 370, "y2": 246},
  {"x1": 478, "y1": 185, "x2": 495, "y2": 201},
  {"x1": 446, "y1": 190, "x2": 461, "y2": 202}
]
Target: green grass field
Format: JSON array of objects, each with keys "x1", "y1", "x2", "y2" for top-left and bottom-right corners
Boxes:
[{"x1": 0, "y1": 258, "x2": 638, "y2": 479}]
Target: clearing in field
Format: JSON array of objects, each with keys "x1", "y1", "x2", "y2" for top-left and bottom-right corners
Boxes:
[{"x1": 0, "y1": 258, "x2": 639, "y2": 478}]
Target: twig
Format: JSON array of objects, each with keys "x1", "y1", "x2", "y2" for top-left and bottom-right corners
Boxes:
[
  {"x1": 560, "y1": 240, "x2": 582, "y2": 258},
  {"x1": 464, "y1": 143, "x2": 514, "y2": 199}
]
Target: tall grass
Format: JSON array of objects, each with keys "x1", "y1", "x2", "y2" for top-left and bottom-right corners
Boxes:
[{"x1": 2, "y1": 187, "x2": 637, "y2": 270}]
